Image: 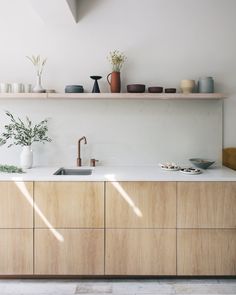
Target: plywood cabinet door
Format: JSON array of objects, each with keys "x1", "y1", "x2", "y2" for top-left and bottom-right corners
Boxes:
[
  {"x1": 178, "y1": 182, "x2": 236, "y2": 228},
  {"x1": 105, "y1": 229, "x2": 176, "y2": 275},
  {"x1": 34, "y1": 182, "x2": 104, "y2": 228},
  {"x1": 0, "y1": 182, "x2": 33, "y2": 228},
  {"x1": 106, "y1": 182, "x2": 176, "y2": 228},
  {"x1": 0, "y1": 229, "x2": 33, "y2": 275},
  {"x1": 35, "y1": 229, "x2": 104, "y2": 275},
  {"x1": 177, "y1": 229, "x2": 236, "y2": 275}
]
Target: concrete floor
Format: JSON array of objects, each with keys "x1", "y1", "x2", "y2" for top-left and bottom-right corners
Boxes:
[{"x1": 0, "y1": 279, "x2": 236, "y2": 295}]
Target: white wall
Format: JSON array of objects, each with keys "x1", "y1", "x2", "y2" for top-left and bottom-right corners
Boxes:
[{"x1": 0, "y1": 0, "x2": 235, "y2": 167}]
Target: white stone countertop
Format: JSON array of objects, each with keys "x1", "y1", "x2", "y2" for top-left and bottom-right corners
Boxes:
[{"x1": 0, "y1": 165, "x2": 236, "y2": 182}]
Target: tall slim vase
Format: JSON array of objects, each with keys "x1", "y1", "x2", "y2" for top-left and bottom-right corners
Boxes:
[
  {"x1": 33, "y1": 75, "x2": 46, "y2": 93},
  {"x1": 20, "y1": 146, "x2": 33, "y2": 169}
]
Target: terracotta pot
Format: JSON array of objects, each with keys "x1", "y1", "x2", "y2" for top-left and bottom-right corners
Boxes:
[{"x1": 107, "y1": 72, "x2": 121, "y2": 93}]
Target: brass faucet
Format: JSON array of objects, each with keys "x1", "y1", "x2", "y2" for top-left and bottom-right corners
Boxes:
[
  {"x1": 90, "y1": 158, "x2": 99, "y2": 167},
  {"x1": 77, "y1": 136, "x2": 87, "y2": 166}
]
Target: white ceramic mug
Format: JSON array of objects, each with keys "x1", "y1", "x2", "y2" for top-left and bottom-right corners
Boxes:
[
  {"x1": 180, "y1": 80, "x2": 195, "y2": 94},
  {"x1": 0, "y1": 83, "x2": 10, "y2": 93},
  {"x1": 24, "y1": 84, "x2": 32, "y2": 93},
  {"x1": 11, "y1": 83, "x2": 23, "y2": 93}
]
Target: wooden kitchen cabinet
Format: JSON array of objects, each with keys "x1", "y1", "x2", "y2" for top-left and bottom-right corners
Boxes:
[
  {"x1": 34, "y1": 182, "x2": 104, "y2": 228},
  {"x1": 0, "y1": 229, "x2": 33, "y2": 275},
  {"x1": 35, "y1": 229, "x2": 104, "y2": 275},
  {"x1": 177, "y1": 229, "x2": 236, "y2": 275},
  {"x1": 106, "y1": 182, "x2": 176, "y2": 228},
  {"x1": 1, "y1": 178, "x2": 235, "y2": 277},
  {"x1": 0, "y1": 181, "x2": 33, "y2": 228},
  {"x1": 105, "y1": 229, "x2": 176, "y2": 275},
  {"x1": 177, "y1": 182, "x2": 236, "y2": 228},
  {"x1": 34, "y1": 182, "x2": 105, "y2": 275}
]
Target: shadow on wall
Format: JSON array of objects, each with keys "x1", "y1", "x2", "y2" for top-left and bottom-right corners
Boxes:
[{"x1": 77, "y1": 0, "x2": 105, "y2": 21}]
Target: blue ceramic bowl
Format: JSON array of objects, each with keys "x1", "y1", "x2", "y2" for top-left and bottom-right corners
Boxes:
[
  {"x1": 189, "y1": 158, "x2": 215, "y2": 169},
  {"x1": 65, "y1": 85, "x2": 84, "y2": 93}
]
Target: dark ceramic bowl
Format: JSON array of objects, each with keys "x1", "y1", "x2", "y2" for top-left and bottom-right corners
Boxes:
[
  {"x1": 189, "y1": 158, "x2": 215, "y2": 169},
  {"x1": 127, "y1": 84, "x2": 146, "y2": 93},
  {"x1": 65, "y1": 85, "x2": 84, "y2": 93},
  {"x1": 165, "y1": 88, "x2": 177, "y2": 93},
  {"x1": 148, "y1": 87, "x2": 163, "y2": 93}
]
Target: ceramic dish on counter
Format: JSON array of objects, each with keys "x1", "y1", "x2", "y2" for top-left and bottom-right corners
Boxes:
[
  {"x1": 159, "y1": 162, "x2": 181, "y2": 171},
  {"x1": 180, "y1": 167, "x2": 202, "y2": 175},
  {"x1": 189, "y1": 158, "x2": 215, "y2": 169}
]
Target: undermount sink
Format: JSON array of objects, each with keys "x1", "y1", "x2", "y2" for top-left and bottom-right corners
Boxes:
[{"x1": 53, "y1": 168, "x2": 93, "y2": 176}]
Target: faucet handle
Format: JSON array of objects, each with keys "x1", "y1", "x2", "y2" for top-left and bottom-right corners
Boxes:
[{"x1": 90, "y1": 158, "x2": 99, "y2": 167}]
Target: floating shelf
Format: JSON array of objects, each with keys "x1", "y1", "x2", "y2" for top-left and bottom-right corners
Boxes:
[
  {"x1": 0, "y1": 93, "x2": 227, "y2": 100},
  {"x1": 0, "y1": 93, "x2": 47, "y2": 99},
  {"x1": 48, "y1": 93, "x2": 227, "y2": 100}
]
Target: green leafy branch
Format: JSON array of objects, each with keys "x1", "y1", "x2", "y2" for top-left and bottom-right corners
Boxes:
[
  {"x1": 0, "y1": 164, "x2": 24, "y2": 174},
  {"x1": 0, "y1": 111, "x2": 52, "y2": 147}
]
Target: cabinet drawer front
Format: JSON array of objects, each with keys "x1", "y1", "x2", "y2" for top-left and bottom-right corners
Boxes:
[
  {"x1": 106, "y1": 182, "x2": 176, "y2": 228},
  {"x1": 35, "y1": 229, "x2": 104, "y2": 275},
  {"x1": 0, "y1": 182, "x2": 33, "y2": 228},
  {"x1": 177, "y1": 229, "x2": 236, "y2": 275},
  {"x1": 178, "y1": 182, "x2": 236, "y2": 228},
  {"x1": 0, "y1": 229, "x2": 33, "y2": 275},
  {"x1": 105, "y1": 229, "x2": 176, "y2": 275},
  {"x1": 34, "y1": 182, "x2": 104, "y2": 228}
]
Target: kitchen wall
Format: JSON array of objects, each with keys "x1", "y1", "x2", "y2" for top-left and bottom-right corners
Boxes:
[{"x1": 0, "y1": 0, "x2": 235, "y2": 167}]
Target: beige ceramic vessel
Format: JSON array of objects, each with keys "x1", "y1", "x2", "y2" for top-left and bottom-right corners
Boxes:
[{"x1": 180, "y1": 80, "x2": 195, "y2": 94}]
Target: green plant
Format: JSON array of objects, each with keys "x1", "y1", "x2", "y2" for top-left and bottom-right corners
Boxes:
[
  {"x1": 108, "y1": 50, "x2": 126, "y2": 72},
  {"x1": 0, "y1": 111, "x2": 52, "y2": 147},
  {"x1": 0, "y1": 164, "x2": 24, "y2": 173},
  {"x1": 26, "y1": 54, "x2": 47, "y2": 77}
]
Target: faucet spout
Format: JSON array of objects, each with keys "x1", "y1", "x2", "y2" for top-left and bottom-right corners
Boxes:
[{"x1": 77, "y1": 136, "x2": 87, "y2": 167}]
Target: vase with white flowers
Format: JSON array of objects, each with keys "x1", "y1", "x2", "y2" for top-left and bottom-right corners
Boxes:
[
  {"x1": 0, "y1": 111, "x2": 52, "y2": 169},
  {"x1": 26, "y1": 54, "x2": 47, "y2": 93},
  {"x1": 107, "y1": 50, "x2": 127, "y2": 93}
]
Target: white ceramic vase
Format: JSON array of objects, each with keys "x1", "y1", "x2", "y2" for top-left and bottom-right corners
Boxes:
[
  {"x1": 20, "y1": 146, "x2": 33, "y2": 169},
  {"x1": 33, "y1": 75, "x2": 45, "y2": 93}
]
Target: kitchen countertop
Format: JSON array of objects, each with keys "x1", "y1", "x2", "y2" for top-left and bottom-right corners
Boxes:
[{"x1": 0, "y1": 165, "x2": 236, "y2": 182}]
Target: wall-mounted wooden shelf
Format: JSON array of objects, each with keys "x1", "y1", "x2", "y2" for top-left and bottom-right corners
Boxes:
[
  {"x1": 0, "y1": 93, "x2": 47, "y2": 99},
  {"x1": 48, "y1": 93, "x2": 227, "y2": 100},
  {"x1": 0, "y1": 93, "x2": 227, "y2": 100}
]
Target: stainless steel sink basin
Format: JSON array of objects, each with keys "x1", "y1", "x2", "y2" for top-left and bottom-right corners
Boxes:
[{"x1": 54, "y1": 168, "x2": 93, "y2": 176}]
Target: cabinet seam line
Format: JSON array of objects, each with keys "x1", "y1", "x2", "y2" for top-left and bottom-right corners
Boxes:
[
  {"x1": 33, "y1": 182, "x2": 35, "y2": 275},
  {"x1": 104, "y1": 182, "x2": 106, "y2": 275},
  {"x1": 176, "y1": 181, "x2": 178, "y2": 276}
]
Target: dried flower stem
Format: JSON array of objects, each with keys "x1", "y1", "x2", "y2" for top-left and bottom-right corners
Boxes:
[
  {"x1": 107, "y1": 50, "x2": 127, "y2": 72},
  {"x1": 26, "y1": 55, "x2": 47, "y2": 77}
]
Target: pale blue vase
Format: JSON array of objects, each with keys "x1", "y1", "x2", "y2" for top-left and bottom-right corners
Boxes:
[{"x1": 198, "y1": 77, "x2": 214, "y2": 93}]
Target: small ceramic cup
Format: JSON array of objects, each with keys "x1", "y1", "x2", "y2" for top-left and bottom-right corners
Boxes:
[
  {"x1": 180, "y1": 80, "x2": 195, "y2": 94},
  {"x1": 24, "y1": 84, "x2": 32, "y2": 93},
  {"x1": 0, "y1": 83, "x2": 10, "y2": 93},
  {"x1": 11, "y1": 83, "x2": 23, "y2": 93}
]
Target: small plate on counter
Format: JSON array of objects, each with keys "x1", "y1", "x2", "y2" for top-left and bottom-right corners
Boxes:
[
  {"x1": 159, "y1": 163, "x2": 181, "y2": 171},
  {"x1": 180, "y1": 167, "x2": 202, "y2": 175}
]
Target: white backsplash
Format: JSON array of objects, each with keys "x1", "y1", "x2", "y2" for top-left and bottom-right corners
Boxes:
[
  {"x1": 0, "y1": 0, "x2": 234, "y2": 166},
  {"x1": 0, "y1": 99, "x2": 222, "y2": 167}
]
